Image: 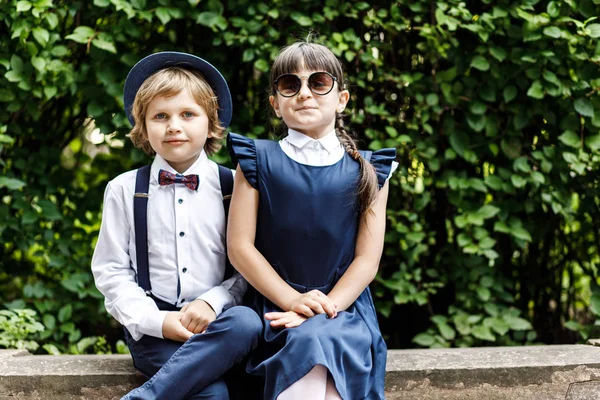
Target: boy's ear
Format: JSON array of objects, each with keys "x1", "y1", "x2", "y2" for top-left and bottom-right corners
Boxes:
[{"x1": 269, "y1": 95, "x2": 281, "y2": 118}]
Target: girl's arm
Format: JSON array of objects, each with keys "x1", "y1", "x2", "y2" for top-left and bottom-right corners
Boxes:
[
  {"x1": 227, "y1": 165, "x2": 336, "y2": 318},
  {"x1": 327, "y1": 181, "x2": 390, "y2": 311}
]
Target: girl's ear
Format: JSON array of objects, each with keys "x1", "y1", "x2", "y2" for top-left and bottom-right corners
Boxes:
[
  {"x1": 337, "y1": 89, "x2": 350, "y2": 113},
  {"x1": 269, "y1": 95, "x2": 281, "y2": 118}
]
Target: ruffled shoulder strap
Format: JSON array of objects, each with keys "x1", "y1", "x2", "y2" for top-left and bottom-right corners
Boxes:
[
  {"x1": 359, "y1": 148, "x2": 396, "y2": 189},
  {"x1": 227, "y1": 132, "x2": 258, "y2": 189}
]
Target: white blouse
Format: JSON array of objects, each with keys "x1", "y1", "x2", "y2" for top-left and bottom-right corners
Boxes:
[{"x1": 279, "y1": 128, "x2": 399, "y2": 176}]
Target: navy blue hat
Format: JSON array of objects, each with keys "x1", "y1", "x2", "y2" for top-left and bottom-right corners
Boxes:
[{"x1": 123, "y1": 51, "x2": 232, "y2": 128}]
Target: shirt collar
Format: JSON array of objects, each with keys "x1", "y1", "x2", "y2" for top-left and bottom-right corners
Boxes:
[
  {"x1": 286, "y1": 128, "x2": 341, "y2": 154},
  {"x1": 150, "y1": 151, "x2": 208, "y2": 186}
]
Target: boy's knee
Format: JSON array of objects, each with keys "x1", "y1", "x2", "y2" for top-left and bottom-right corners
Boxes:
[{"x1": 220, "y1": 306, "x2": 262, "y2": 348}]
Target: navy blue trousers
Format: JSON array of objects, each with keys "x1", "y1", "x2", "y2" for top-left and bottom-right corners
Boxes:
[{"x1": 121, "y1": 302, "x2": 262, "y2": 400}]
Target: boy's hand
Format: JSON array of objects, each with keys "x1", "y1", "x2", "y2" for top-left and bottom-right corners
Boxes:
[
  {"x1": 265, "y1": 310, "x2": 307, "y2": 329},
  {"x1": 162, "y1": 312, "x2": 194, "y2": 342},
  {"x1": 180, "y1": 299, "x2": 217, "y2": 334},
  {"x1": 289, "y1": 290, "x2": 337, "y2": 319}
]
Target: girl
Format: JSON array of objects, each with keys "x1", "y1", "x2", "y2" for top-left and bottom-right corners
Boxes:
[{"x1": 227, "y1": 41, "x2": 396, "y2": 400}]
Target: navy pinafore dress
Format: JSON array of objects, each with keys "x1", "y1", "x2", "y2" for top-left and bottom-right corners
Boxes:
[{"x1": 228, "y1": 133, "x2": 395, "y2": 400}]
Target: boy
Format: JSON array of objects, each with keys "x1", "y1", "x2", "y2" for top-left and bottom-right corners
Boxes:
[{"x1": 91, "y1": 51, "x2": 262, "y2": 400}]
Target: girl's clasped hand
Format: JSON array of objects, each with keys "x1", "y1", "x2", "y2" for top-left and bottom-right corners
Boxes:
[{"x1": 266, "y1": 290, "x2": 338, "y2": 328}]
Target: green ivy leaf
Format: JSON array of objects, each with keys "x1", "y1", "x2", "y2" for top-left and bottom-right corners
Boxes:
[
  {"x1": 502, "y1": 85, "x2": 517, "y2": 103},
  {"x1": 470, "y1": 55, "x2": 490, "y2": 71},
  {"x1": 291, "y1": 12, "x2": 312, "y2": 26},
  {"x1": 477, "y1": 287, "x2": 491, "y2": 301},
  {"x1": 489, "y1": 47, "x2": 506, "y2": 62},
  {"x1": 438, "y1": 323, "x2": 456, "y2": 340},
  {"x1": 527, "y1": 80, "x2": 544, "y2": 99},
  {"x1": 156, "y1": 7, "x2": 171, "y2": 25},
  {"x1": 92, "y1": 38, "x2": 117, "y2": 53},
  {"x1": 58, "y1": 304, "x2": 72, "y2": 323},
  {"x1": 489, "y1": 317, "x2": 510, "y2": 335},
  {"x1": 503, "y1": 315, "x2": 533, "y2": 330},
  {"x1": 574, "y1": 98, "x2": 594, "y2": 117},
  {"x1": 32, "y1": 27, "x2": 50, "y2": 47},
  {"x1": 197, "y1": 11, "x2": 221, "y2": 27},
  {"x1": 585, "y1": 135, "x2": 600, "y2": 151},
  {"x1": 45, "y1": 13, "x2": 59, "y2": 29},
  {"x1": 547, "y1": 1, "x2": 560, "y2": 18},
  {"x1": 513, "y1": 156, "x2": 532, "y2": 173},
  {"x1": 254, "y1": 59, "x2": 269, "y2": 72},
  {"x1": 511, "y1": 226, "x2": 532, "y2": 242},
  {"x1": 16, "y1": 1, "x2": 32, "y2": 12},
  {"x1": 65, "y1": 26, "x2": 96, "y2": 44},
  {"x1": 31, "y1": 56, "x2": 46, "y2": 71},
  {"x1": 472, "y1": 325, "x2": 495, "y2": 341},
  {"x1": 0, "y1": 177, "x2": 26, "y2": 190},
  {"x1": 543, "y1": 26, "x2": 562, "y2": 38},
  {"x1": 412, "y1": 333, "x2": 435, "y2": 347},
  {"x1": 558, "y1": 130, "x2": 580, "y2": 147},
  {"x1": 0, "y1": 89, "x2": 15, "y2": 102},
  {"x1": 587, "y1": 23, "x2": 600, "y2": 38},
  {"x1": 511, "y1": 175, "x2": 527, "y2": 188}
]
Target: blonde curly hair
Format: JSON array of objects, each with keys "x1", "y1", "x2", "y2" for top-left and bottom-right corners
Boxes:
[{"x1": 129, "y1": 67, "x2": 225, "y2": 156}]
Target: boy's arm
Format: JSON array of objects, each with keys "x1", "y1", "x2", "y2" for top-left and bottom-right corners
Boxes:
[
  {"x1": 91, "y1": 181, "x2": 168, "y2": 341},
  {"x1": 195, "y1": 272, "x2": 247, "y2": 317}
]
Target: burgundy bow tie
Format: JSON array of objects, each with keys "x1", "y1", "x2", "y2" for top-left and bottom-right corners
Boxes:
[{"x1": 158, "y1": 169, "x2": 199, "y2": 191}]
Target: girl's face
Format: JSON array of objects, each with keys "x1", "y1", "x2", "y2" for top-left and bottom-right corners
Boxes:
[{"x1": 269, "y1": 66, "x2": 349, "y2": 140}]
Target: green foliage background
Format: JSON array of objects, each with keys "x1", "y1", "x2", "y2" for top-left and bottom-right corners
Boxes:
[{"x1": 1, "y1": 0, "x2": 600, "y2": 353}]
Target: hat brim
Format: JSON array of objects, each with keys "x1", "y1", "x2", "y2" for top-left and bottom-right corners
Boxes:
[{"x1": 123, "y1": 51, "x2": 232, "y2": 128}]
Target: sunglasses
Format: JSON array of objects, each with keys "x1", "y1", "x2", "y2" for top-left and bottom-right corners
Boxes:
[{"x1": 273, "y1": 72, "x2": 338, "y2": 97}]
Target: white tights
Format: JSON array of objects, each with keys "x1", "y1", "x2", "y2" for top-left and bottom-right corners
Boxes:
[{"x1": 277, "y1": 365, "x2": 342, "y2": 400}]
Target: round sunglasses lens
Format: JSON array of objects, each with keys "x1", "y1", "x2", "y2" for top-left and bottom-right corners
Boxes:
[
  {"x1": 308, "y1": 73, "x2": 334, "y2": 95},
  {"x1": 277, "y1": 75, "x2": 301, "y2": 96}
]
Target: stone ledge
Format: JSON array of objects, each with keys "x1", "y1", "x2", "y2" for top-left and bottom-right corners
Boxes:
[{"x1": 1, "y1": 345, "x2": 600, "y2": 399}]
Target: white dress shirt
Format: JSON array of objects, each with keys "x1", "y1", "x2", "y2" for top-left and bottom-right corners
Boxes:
[
  {"x1": 280, "y1": 128, "x2": 399, "y2": 175},
  {"x1": 92, "y1": 151, "x2": 246, "y2": 341}
]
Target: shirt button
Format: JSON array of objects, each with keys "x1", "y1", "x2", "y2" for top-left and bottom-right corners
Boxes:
[
  {"x1": 179, "y1": 232, "x2": 185, "y2": 237},
  {"x1": 182, "y1": 267, "x2": 187, "y2": 273},
  {"x1": 178, "y1": 199, "x2": 183, "y2": 204},
  {"x1": 181, "y1": 299, "x2": 185, "y2": 303}
]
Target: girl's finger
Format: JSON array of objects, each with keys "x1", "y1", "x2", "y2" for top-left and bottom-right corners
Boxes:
[
  {"x1": 265, "y1": 312, "x2": 285, "y2": 320},
  {"x1": 295, "y1": 304, "x2": 314, "y2": 318},
  {"x1": 309, "y1": 296, "x2": 335, "y2": 317},
  {"x1": 285, "y1": 318, "x2": 306, "y2": 328},
  {"x1": 270, "y1": 317, "x2": 291, "y2": 327},
  {"x1": 306, "y1": 299, "x2": 326, "y2": 315}
]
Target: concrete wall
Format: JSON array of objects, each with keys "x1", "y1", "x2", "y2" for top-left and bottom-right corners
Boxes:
[{"x1": 2, "y1": 345, "x2": 600, "y2": 399}]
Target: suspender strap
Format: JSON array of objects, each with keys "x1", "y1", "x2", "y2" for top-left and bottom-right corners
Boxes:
[
  {"x1": 218, "y1": 165, "x2": 234, "y2": 280},
  {"x1": 134, "y1": 165, "x2": 152, "y2": 293},
  {"x1": 133, "y1": 164, "x2": 235, "y2": 293}
]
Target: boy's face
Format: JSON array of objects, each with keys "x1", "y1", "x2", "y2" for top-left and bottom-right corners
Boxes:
[{"x1": 145, "y1": 88, "x2": 212, "y2": 173}]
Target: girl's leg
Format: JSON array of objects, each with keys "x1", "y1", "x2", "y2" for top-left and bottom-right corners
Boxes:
[
  {"x1": 122, "y1": 306, "x2": 262, "y2": 400},
  {"x1": 277, "y1": 365, "x2": 327, "y2": 400},
  {"x1": 325, "y1": 372, "x2": 342, "y2": 400}
]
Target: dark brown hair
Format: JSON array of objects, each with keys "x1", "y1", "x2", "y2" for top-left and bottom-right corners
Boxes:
[
  {"x1": 129, "y1": 67, "x2": 224, "y2": 156},
  {"x1": 270, "y1": 42, "x2": 379, "y2": 217}
]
